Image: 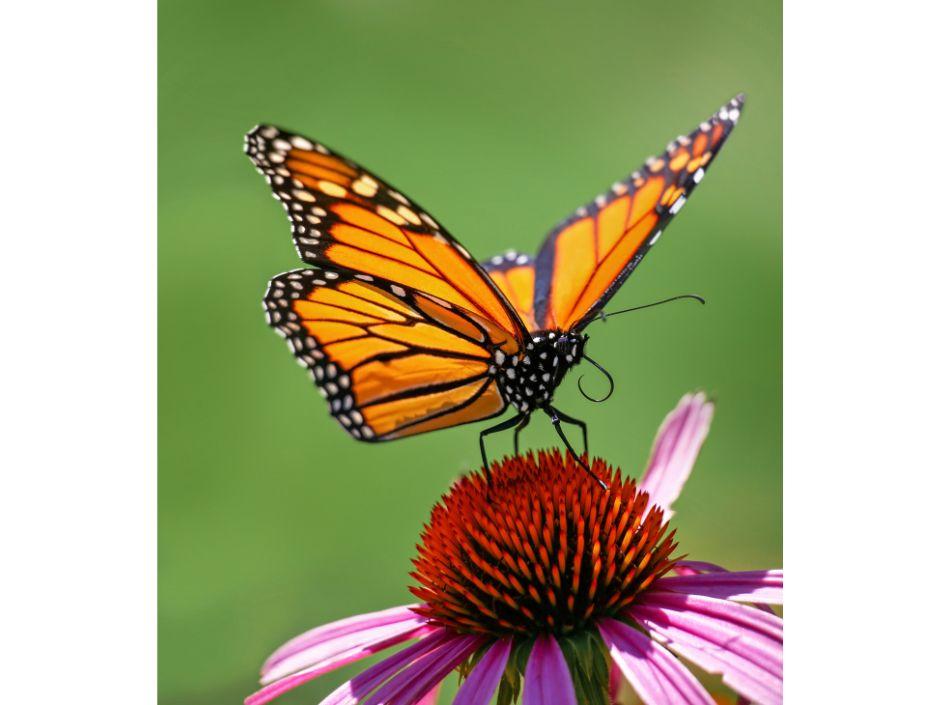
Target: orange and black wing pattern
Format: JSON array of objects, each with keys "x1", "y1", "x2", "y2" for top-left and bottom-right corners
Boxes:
[
  {"x1": 245, "y1": 126, "x2": 528, "y2": 351},
  {"x1": 482, "y1": 250, "x2": 537, "y2": 333},
  {"x1": 532, "y1": 94, "x2": 745, "y2": 332},
  {"x1": 264, "y1": 268, "x2": 509, "y2": 441}
]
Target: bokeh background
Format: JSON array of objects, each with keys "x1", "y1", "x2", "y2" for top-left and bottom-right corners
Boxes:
[{"x1": 159, "y1": 1, "x2": 780, "y2": 702}]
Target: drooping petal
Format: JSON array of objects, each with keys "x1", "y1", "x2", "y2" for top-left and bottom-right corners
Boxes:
[
  {"x1": 522, "y1": 633, "x2": 577, "y2": 705},
  {"x1": 314, "y1": 629, "x2": 456, "y2": 705},
  {"x1": 261, "y1": 604, "x2": 424, "y2": 678},
  {"x1": 366, "y1": 633, "x2": 483, "y2": 705},
  {"x1": 598, "y1": 618, "x2": 713, "y2": 705},
  {"x1": 656, "y1": 570, "x2": 783, "y2": 604},
  {"x1": 246, "y1": 627, "x2": 447, "y2": 705},
  {"x1": 414, "y1": 682, "x2": 442, "y2": 705},
  {"x1": 639, "y1": 393, "x2": 714, "y2": 521},
  {"x1": 668, "y1": 562, "x2": 779, "y2": 615},
  {"x1": 453, "y1": 638, "x2": 512, "y2": 705},
  {"x1": 672, "y1": 560, "x2": 728, "y2": 576},
  {"x1": 261, "y1": 620, "x2": 434, "y2": 685},
  {"x1": 630, "y1": 592, "x2": 783, "y2": 705}
]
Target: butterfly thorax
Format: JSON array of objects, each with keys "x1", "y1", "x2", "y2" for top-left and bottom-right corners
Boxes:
[{"x1": 492, "y1": 331, "x2": 586, "y2": 413}]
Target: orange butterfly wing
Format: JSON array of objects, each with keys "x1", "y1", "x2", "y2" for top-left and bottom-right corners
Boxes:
[
  {"x1": 245, "y1": 126, "x2": 527, "y2": 354},
  {"x1": 482, "y1": 251, "x2": 537, "y2": 332},
  {"x1": 532, "y1": 94, "x2": 745, "y2": 332},
  {"x1": 264, "y1": 269, "x2": 508, "y2": 440}
]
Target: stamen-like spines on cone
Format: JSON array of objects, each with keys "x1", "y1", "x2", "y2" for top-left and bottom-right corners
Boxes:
[{"x1": 410, "y1": 450, "x2": 678, "y2": 637}]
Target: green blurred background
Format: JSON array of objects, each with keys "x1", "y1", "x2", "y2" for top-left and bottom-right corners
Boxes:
[{"x1": 159, "y1": 1, "x2": 780, "y2": 702}]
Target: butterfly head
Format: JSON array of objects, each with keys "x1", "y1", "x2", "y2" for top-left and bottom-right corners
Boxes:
[
  {"x1": 555, "y1": 331, "x2": 586, "y2": 361},
  {"x1": 493, "y1": 331, "x2": 587, "y2": 413}
]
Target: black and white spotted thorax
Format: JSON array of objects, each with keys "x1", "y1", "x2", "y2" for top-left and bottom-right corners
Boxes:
[{"x1": 491, "y1": 331, "x2": 586, "y2": 413}]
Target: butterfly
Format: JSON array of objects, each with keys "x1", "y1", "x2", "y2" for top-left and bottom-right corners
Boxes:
[{"x1": 247, "y1": 94, "x2": 744, "y2": 483}]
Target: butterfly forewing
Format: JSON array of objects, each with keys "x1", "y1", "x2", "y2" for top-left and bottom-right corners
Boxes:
[
  {"x1": 245, "y1": 126, "x2": 528, "y2": 348},
  {"x1": 532, "y1": 94, "x2": 745, "y2": 332}
]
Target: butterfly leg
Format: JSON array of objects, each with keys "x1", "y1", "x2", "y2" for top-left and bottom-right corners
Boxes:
[
  {"x1": 479, "y1": 412, "x2": 526, "y2": 483},
  {"x1": 549, "y1": 407, "x2": 589, "y2": 458},
  {"x1": 513, "y1": 414, "x2": 531, "y2": 455},
  {"x1": 546, "y1": 407, "x2": 607, "y2": 490}
]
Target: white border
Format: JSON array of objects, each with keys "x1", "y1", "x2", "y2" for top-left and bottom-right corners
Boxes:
[
  {"x1": 0, "y1": 2, "x2": 156, "y2": 703},
  {"x1": 786, "y1": 0, "x2": 938, "y2": 700}
]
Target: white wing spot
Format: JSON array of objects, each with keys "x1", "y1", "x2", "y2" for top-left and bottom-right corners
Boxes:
[
  {"x1": 669, "y1": 195, "x2": 687, "y2": 215},
  {"x1": 397, "y1": 205, "x2": 421, "y2": 225}
]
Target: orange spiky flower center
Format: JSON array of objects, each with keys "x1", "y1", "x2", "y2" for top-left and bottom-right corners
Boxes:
[{"x1": 410, "y1": 450, "x2": 678, "y2": 637}]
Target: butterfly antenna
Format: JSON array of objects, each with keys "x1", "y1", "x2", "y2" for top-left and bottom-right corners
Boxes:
[
  {"x1": 577, "y1": 354, "x2": 614, "y2": 403},
  {"x1": 591, "y1": 294, "x2": 705, "y2": 324}
]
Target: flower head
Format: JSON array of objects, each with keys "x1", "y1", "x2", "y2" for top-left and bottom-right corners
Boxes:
[
  {"x1": 411, "y1": 451, "x2": 678, "y2": 637},
  {"x1": 247, "y1": 393, "x2": 783, "y2": 705}
]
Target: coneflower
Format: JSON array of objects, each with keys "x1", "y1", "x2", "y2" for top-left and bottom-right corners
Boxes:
[{"x1": 247, "y1": 394, "x2": 782, "y2": 705}]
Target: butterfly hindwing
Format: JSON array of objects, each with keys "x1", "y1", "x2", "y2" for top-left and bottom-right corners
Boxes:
[
  {"x1": 245, "y1": 126, "x2": 528, "y2": 349},
  {"x1": 533, "y1": 94, "x2": 745, "y2": 332},
  {"x1": 264, "y1": 268, "x2": 509, "y2": 441},
  {"x1": 482, "y1": 250, "x2": 537, "y2": 333}
]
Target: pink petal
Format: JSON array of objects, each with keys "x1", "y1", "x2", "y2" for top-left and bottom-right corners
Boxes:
[
  {"x1": 598, "y1": 619, "x2": 713, "y2": 705},
  {"x1": 315, "y1": 629, "x2": 454, "y2": 705},
  {"x1": 656, "y1": 570, "x2": 783, "y2": 604},
  {"x1": 610, "y1": 665, "x2": 628, "y2": 704},
  {"x1": 366, "y1": 633, "x2": 482, "y2": 705},
  {"x1": 672, "y1": 560, "x2": 728, "y2": 576},
  {"x1": 639, "y1": 393, "x2": 714, "y2": 521},
  {"x1": 262, "y1": 619, "x2": 432, "y2": 684},
  {"x1": 261, "y1": 604, "x2": 424, "y2": 678},
  {"x1": 630, "y1": 593, "x2": 783, "y2": 705},
  {"x1": 245, "y1": 627, "x2": 446, "y2": 705},
  {"x1": 669, "y1": 562, "x2": 779, "y2": 615},
  {"x1": 522, "y1": 634, "x2": 576, "y2": 705},
  {"x1": 414, "y1": 683, "x2": 442, "y2": 705},
  {"x1": 453, "y1": 638, "x2": 512, "y2": 705}
]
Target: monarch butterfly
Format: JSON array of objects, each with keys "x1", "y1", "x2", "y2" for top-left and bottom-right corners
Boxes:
[{"x1": 247, "y1": 94, "x2": 744, "y2": 484}]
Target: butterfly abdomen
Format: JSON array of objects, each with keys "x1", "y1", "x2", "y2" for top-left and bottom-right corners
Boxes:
[{"x1": 493, "y1": 332, "x2": 585, "y2": 413}]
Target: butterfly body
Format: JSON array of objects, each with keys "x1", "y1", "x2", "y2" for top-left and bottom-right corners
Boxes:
[
  {"x1": 491, "y1": 331, "x2": 586, "y2": 414},
  {"x1": 248, "y1": 94, "x2": 744, "y2": 472}
]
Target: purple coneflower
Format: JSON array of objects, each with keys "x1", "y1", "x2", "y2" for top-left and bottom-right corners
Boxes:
[{"x1": 247, "y1": 393, "x2": 782, "y2": 705}]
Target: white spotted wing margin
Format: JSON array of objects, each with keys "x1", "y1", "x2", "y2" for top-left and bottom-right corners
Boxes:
[
  {"x1": 263, "y1": 268, "x2": 510, "y2": 442},
  {"x1": 531, "y1": 93, "x2": 746, "y2": 332}
]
